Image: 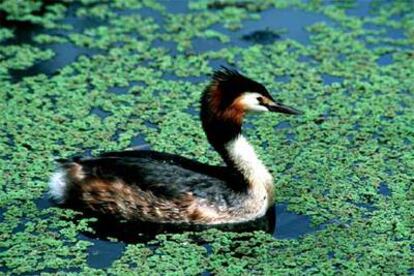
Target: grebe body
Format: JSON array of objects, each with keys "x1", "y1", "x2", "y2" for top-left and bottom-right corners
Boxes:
[{"x1": 49, "y1": 68, "x2": 301, "y2": 225}]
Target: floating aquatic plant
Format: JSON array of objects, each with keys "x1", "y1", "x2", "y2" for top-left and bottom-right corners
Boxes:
[{"x1": 0, "y1": 0, "x2": 413, "y2": 274}]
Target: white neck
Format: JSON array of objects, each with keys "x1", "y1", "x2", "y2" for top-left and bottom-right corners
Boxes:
[{"x1": 225, "y1": 135, "x2": 273, "y2": 193}]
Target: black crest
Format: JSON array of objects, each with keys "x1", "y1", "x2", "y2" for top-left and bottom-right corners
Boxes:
[
  {"x1": 214, "y1": 66, "x2": 270, "y2": 95},
  {"x1": 209, "y1": 66, "x2": 272, "y2": 108},
  {"x1": 212, "y1": 66, "x2": 265, "y2": 92},
  {"x1": 212, "y1": 67, "x2": 244, "y2": 82}
]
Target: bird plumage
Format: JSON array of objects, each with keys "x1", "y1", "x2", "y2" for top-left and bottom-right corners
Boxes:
[{"x1": 49, "y1": 67, "x2": 301, "y2": 225}]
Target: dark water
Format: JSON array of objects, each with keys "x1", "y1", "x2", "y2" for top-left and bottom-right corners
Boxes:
[
  {"x1": 378, "y1": 182, "x2": 391, "y2": 196},
  {"x1": 377, "y1": 53, "x2": 393, "y2": 66},
  {"x1": 275, "y1": 121, "x2": 292, "y2": 130},
  {"x1": 274, "y1": 204, "x2": 325, "y2": 239},
  {"x1": 164, "y1": 0, "x2": 190, "y2": 14},
  {"x1": 108, "y1": 81, "x2": 146, "y2": 94},
  {"x1": 192, "y1": 7, "x2": 332, "y2": 53},
  {"x1": 2, "y1": 2, "x2": 333, "y2": 80},
  {"x1": 31, "y1": 193, "x2": 323, "y2": 269},
  {"x1": 3, "y1": 3, "x2": 103, "y2": 82},
  {"x1": 129, "y1": 135, "x2": 149, "y2": 149},
  {"x1": 346, "y1": 0, "x2": 371, "y2": 17},
  {"x1": 79, "y1": 233, "x2": 126, "y2": 269},
  {"x1": 275, "y1": 75, "x2": 291, "y2": 83},
  {"x1": 90, "y1": 107, "x2": 112, "y2": 119},
  {"x1": 322, "y1": 74, "x2": 344, "y2": 85}
]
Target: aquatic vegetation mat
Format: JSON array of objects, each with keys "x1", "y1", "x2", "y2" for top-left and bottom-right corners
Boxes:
[{"x1": 0, "y1": 0, "x2": 413, "y2": 274}]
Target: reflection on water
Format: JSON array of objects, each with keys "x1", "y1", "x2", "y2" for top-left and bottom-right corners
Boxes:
[
  {"x1": 31, "y1": 193, "x2": 324, "y2": 267},
  {"x1": 69, "y1": 202, "x2": 323, "y2": 244},
  {"x1": 80, "y1": 205, "x2": 275, "y2": 244},
  {"x1": 241, "y1": 29, "x2": 282, "y2": 44}
]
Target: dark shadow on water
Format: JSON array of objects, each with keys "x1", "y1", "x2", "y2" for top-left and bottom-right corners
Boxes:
[
  {"x1": 192, "y1": 36, "x2": 227, "y2": 53},
  {"x1": 232, "y1": 8, "x2": 332, "y2": 45},
  {"x1": 32, "y1": 194, "x2": 327, "y2": 269},
  {"x1": 191, "y1": 7, "x2": 331, "y2": 53},
  {"x1": 68, "y1": 202, "x2": 323, "y2": 244},
  {"x1": 35, "y1": 195, "x2": 54, "y2": 210},
  {"x1": 0, "y1": 19, "x2": 42, "y2": 45},
  {"x1": 241, "y1": 28, "x2": 283, "y2": 44},
  {"x1": 80, "y1": 206, "x2": 276, "y2": 244}
]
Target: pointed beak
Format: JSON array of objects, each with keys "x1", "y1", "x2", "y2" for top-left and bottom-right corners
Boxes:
[{"x1": 267, "y1": 101, "x2": 303, "y2": 115}]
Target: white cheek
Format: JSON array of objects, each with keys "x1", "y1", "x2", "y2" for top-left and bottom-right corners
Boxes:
[
  {"x1": 239, "y1": 93, "x2": 269, "y2": 112},
  {"x1": 247, "y1": 105, "x2": 269, "y2": 112}
]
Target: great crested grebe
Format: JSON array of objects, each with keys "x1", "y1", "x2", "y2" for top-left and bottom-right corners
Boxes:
[{"x1": 49, "y1": 67, "x2": 301, "y2": 225}]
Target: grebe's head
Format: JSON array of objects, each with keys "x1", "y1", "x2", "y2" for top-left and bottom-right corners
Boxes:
[{"x1": 202, "y1": 67, "x2": 302, "y2": 122}]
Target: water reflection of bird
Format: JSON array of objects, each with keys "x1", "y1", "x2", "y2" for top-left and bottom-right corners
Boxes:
[{"x1": 49, "y1": 67, "x2": 301, "y2": 225}]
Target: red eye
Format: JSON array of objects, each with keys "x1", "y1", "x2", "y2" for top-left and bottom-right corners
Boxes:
[{"x1": 257, "y1": 97, "x2": 265, "y2": 104}]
